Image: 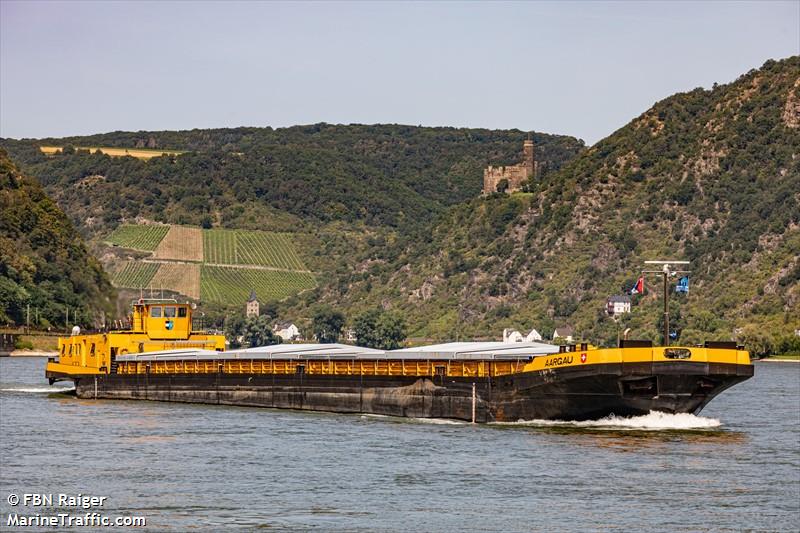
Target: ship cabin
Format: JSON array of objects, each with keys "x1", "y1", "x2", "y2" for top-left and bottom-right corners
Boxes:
[
  {"x1": 49, "y1": 299, "x2": 225, "y2": 380},
  {"x1": 130, "y1": 299, "x2": 194, "y2": 340}
]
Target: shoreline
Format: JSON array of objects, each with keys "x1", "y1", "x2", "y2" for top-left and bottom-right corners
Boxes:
[
  {"x1": 3, "y1": 350, "x2": 57, "y2": 357},
  {"x1": 757, "y1": 357, "x2": 800, "y2": 363}
]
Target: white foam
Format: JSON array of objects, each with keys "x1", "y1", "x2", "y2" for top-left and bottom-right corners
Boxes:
[
  {"x1": 0, "y1": 386, "x2": 75, "y2": 394},
  {"x1": 410, "y1": 417, "x2": 466, "y2": 425},
  {"x1": 494, "y1": 411, "x2": 721, "y2": 430},
  {"x1": 359, "y1": 413, "x2": 465, "y2": 425}
]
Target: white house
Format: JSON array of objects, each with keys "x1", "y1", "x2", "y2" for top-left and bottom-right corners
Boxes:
[
  {"x1": 552, "y1": 326, "x2": 575, "y2": 343},
  {"x1": 606, "y1": 295, "x2": 631, "y2": 316},
  {"x1": 503, "y1": 328, "x2": 544, "y2": 343},
  {"x1": 525, "y1": 328, "x2": 543, "y2": 342},
  {"x1": 503, "y1": 329, "x2": 523, "y2": 342},
  {"x1": 273, "y1": 321, "x2": 301, "y2": 341}
]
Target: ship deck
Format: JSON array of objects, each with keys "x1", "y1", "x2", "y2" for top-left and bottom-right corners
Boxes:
[{"x1": 115, "y1": 341, "x2": 562, "y2": 362}]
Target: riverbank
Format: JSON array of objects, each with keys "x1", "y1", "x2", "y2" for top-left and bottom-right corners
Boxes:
[
  {"x1": 6, "y1": 350, "x2": 57, "y2": 357},
  {"x1": 759, "y1": 355, "x2": 800, "y2": 362}
]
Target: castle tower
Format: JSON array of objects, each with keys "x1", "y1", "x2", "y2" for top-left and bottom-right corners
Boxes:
[
  {"x1": 523, "y1": 136, "x2": 534, "y2": 178},
  {"x1": 245, "y1": 290, "x2": 259, "y2": 318},
  {"x1": 482, "y1": 136, "x2": 537, "y2": 195}
]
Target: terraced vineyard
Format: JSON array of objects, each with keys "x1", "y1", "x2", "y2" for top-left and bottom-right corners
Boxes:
[
  {"x1": 202, "y1": 229, "x2": 237, "y2": 264},
  {"x1": 151, "y1": 263, "x2": 200, "y2": 300},
  {"x1": 203, "y1": 229, "x2": 307, "y2": 270},
  {"x1": 106, "y1": 225, "x2": 169, "y2": 251},
  {"x1": 201, "y1": 266, "x2": 316, "y2": 304},
  {"x1": 112, "y1": 262, "x2": 159, "y2": 288},
  {"x1": 154, "y1": 226, "x2": 204, "y2": 262},
  {"x1": 105, "y1": 224, "x2": 314, "y2": 304}
]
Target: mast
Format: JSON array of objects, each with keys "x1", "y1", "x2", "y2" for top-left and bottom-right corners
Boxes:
[{"x1": 643, "y1": 260, "x2": 690, "y2": 346}]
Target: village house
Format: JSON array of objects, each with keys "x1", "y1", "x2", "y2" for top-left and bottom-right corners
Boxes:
[
  {"x1": 273, "y1": 321, "x2": 302, "y2": 342},
  {"x1": 503, "y1": 328, "x2": 544, "y2": 343},
  {"x1": 606, "y1": 295, "x2": 632, "y2": 316},
  {"x1": 552, "y1": 326, "x2": 575, "y2": 343}
]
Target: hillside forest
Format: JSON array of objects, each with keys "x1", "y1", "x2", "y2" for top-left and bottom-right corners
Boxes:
[{"x1": 1, "y1": 57, "x2": 798, "y2": 355}]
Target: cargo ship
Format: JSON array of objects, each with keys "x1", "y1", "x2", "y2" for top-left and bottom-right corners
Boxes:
[{"x1": 46, "y1": 298, "x2": 753, "y2": 422}]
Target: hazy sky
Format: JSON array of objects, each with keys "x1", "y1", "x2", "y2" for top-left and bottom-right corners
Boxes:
[{"x1": 1, "y1": 1, "x2": 798, "y2": 145}]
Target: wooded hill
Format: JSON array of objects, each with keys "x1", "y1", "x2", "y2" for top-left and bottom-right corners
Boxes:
[
  {"x1": 0, "y1": 124, "x2": 584, "y2": 325},
  {"x1": 291, "y1": 57, "x2": 800, "y2": 353},
  {"x1": 1, "y1": 58, "x2": 797, "y2": 357},
  {"x1": 0, "y1": 150, "x2": 115, "y2": 327},
  {"x1": 0, "y1": 125, "x2": 584, "y2": 234}
]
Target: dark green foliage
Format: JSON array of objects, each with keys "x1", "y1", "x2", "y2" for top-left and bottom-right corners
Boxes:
[
  {"x1": 242, "y1": 315, "x2": 281, "y2": 348},
  {"x1": 0, "y1": 150, "x2": 115, "y2": 327},
  {"x1": 1, "y1": 125, "x2": 584, "y2": 236},
  {"x1": 225, "y1": 314, "x2": 246, "y2": 348},
  {"x1": 312, "y1": 306, "x2": 345, "y2": 343},
  {"x1": 352, "y1": 308, "x2": 407, "y2": 349}
]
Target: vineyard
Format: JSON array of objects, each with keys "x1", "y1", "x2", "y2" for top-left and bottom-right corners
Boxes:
[
  {"x1": 111, "y1": 262, "x2": 159, "y2": 288},
  {"x1": 106, "y1": 225, "x2": 169, "y2": 251},
  {"x1": 203, "y1": 229, "x2": 307, "y2": 270},
  {"x1": 201, "y1": 266, "x2": 316, "y2": 304},
  {"x1": 105, "y1": 224, "x2": 314, "y2": 304},
  {"x1": 151, "y1": 263, "x2": 200, "y2": 300},
  {"x1": 154, "y1": 226, "x2": 204, "y2": 262}
]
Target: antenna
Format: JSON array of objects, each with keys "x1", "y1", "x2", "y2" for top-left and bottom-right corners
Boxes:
[{"x1": 641, "y1": 260, "x2": 691, "y2": 346}]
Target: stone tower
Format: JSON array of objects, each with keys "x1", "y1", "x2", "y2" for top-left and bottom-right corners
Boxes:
[
  {"x1": 245, "y1": 290, "x2": 259, "y2": 318},
  {"x1": 482, "y1": 136, "x2": 537, "y2": 195},
  {"x1": 523, "y1": 138, "x2": 534, "y2": 177}
]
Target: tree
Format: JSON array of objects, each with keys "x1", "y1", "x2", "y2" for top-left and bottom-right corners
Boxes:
[
  {"x1": 353, "y1": 309, "x2": 381, "y2": 348},
  {"x1": 260, "y1": 301, "x2": 279, "y2": 321},
  {"x1": 242, "y1": 315, "x2": 281, "y2": 348},
  {"x1": 224, "y1": 314, "x2": 246, "y2": 348},
  {"x1": 312, "y1": 306, "x2": 345, "y2": 343},
  {"x1": 353, "y1": 308, "x2": 407, "y2": 349},
  {"x1": 737, "y1": 325, "x2": 774, "y2": 358},
  {"x1": 375, "y1": 311, "x2": 407, "y2": 349}
]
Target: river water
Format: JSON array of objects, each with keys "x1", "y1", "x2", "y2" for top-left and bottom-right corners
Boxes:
[{"x1": 1, "y1": 357, "x2": 798, "y2": 532}]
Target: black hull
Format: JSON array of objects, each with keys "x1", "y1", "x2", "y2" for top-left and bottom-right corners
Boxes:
[{"x1": 56, "y1": 361, "x2": 753, "y2": 422}]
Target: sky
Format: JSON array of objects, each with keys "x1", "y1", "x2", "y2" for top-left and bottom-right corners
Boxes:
[{"x1": 1, "y1": 1, "x2": 798, "y2": 145}]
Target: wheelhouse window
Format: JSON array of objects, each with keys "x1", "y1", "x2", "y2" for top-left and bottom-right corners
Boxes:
[
  {"x1": 150, "y1": 306, "x2": 162, "y2": 318},
  {"x1": 164, "y1": 306, "x2": 176, "y2": 318},
  {"x1": 178, "y1": 307, "x2": 187, "y2": 318}
]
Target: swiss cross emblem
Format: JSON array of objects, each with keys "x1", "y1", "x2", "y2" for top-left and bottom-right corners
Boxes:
[{"x1": 580, "y1": 353, "x2": 587, "y2": 363}]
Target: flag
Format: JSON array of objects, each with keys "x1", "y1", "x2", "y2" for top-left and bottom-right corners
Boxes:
[
  {"x1": 630, "y1": 276, "x2": 644, "y2": 295},
  {"x1": 676, "y1": 276, "x2": 689, "y2": 293}
]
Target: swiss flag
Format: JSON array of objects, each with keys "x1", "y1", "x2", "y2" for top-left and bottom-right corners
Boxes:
[{"x1": 580, "y1": 353, "x2": 587, "y2": 363}]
